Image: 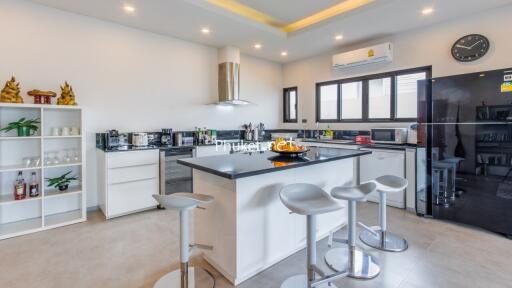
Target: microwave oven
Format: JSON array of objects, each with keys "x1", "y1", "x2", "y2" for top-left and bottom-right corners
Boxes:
[{"x1": 371, "y1": 128, "x2": 408, "y2": 144}]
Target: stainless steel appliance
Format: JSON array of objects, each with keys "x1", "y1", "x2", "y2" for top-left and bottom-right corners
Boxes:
[
  {"x1": 417, "y1": 67, "x2": 512, "y2": 238},
  {"x1": 159, "y1": 147, "x2": 195, "y2": 198},
  {"x1": 371, "y1": 128, "x2": 408, "y2": 144},
  {"x1": 161, "y1": 128, "x2": 173, "y2": 145},
  {"x1": 132, "y1": 132, "x2": 148, "y2": 146}
]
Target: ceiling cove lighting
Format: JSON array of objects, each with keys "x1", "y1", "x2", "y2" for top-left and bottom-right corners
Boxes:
[
  {"x1": 201, "y1": 27, "x2": 211, "y2": 34},
  {"x1": 422, "y1": 7, "x2": 434, "y2": 15},
  {"x1": 123, "y1": 5, "x2": 135, "y2": 13},
  {"x1": 254, "y1": 43, "x2": 262, "y2": 49},
  {"x1": 206, "y1": 0, "x2": 373, "y2": 33}
]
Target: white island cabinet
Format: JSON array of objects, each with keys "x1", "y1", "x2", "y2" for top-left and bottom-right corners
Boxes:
[
  {"x1": 97, "y1": 149, "x2": 159, "y2": 219},
  {"x1": 179, "y1": 147, "x2": 370, "y2": 285}
]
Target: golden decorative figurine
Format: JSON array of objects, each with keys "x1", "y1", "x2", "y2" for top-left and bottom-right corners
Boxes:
[
  {"x1": 1, "y1": 76, "x2": 24, "y2": 103},
  {"x1": 57, "y1": 81, "x2": 77, "y2": 105}
]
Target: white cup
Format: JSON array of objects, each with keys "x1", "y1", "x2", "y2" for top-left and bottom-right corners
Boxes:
[
  {"x1": 70, "y1": 127, "x2": 80, "y2": 136},
  {"x1": 61, "y1": 127, "x2": 70, "y2": 136},
  {"x1": 51, "y1": 127, "x2": 60, "y2": 136}
]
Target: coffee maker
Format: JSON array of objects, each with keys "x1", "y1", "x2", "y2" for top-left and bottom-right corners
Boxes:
[{"x1": 161, "y1": 129, "x2": 173, "y2": 145}]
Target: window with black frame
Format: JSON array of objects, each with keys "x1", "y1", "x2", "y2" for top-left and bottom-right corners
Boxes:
[
  {"x1": 316, "y1": 66, "x2": 431, "y2": 122},
  {"x1": 283, "y1": 87, "x2": 298, "y2": 123}
]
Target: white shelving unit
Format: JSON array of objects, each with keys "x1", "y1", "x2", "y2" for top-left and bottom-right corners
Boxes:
[{"x1": 0, "y1": 103, "x2": 86, "y2": 240}]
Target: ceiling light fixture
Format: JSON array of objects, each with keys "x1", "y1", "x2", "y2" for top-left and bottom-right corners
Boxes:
[
  {"x1": 254, "y1": 43, "x2": 262, "y2": 49},
  {"x1": 422, "y1": 7, "x2": 434, "y2": 15},
  {"x1": 281, "y1": 51, "x2": 288, "y2": 57},
  {"x1": 335, "y1": 35, "x2": 343, "y2": 41},
  {"x1": 123, "y1": 5, "x2": 135, "y2": 13},
  {"x1": 201, "y1": 27, "x2": 211, "y2": 34}
]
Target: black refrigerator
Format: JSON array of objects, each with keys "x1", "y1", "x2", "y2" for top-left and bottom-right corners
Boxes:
[{"x1": 417, "y1": 68, "x2": 512, "y2": 238}]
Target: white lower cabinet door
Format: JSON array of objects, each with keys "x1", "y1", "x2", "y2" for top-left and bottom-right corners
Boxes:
[
  {"x1": 107, "y1": 178, "x2": 159, "y2": 218},
  {"x1": 360, "y1": 149, "x2": 406, "y2": 208}
]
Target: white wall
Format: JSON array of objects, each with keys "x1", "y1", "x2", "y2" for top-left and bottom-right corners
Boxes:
[
  {"x1": 282, "y1": 4, "x2": 512, "y2": 131},
  {"x1": 0, "y1": 0, "x2": 282, "y2": 208}
]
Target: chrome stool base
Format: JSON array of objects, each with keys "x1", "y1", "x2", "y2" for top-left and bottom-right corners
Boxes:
[
  {"x1": 280, "y1": 274, "x2": 337, "y2": 288},
  {"x1": 360, "y1": 229, "x2": 408, "y2": 252},
  {"x1": 324, "y1": 246, "x2": 380, "y2": 279},
  {"x1": 154, "y1": 267, "x2": 215, "y2": 288}
]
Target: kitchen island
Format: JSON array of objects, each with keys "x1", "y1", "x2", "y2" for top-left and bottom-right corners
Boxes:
[{"x1": 178, "y1": 147, "x2": 371, "y2": 285}]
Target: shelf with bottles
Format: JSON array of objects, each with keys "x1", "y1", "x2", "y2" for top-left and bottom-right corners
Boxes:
[{"x1": 0, "y1": 169, "x2": 42, "y2": 204}]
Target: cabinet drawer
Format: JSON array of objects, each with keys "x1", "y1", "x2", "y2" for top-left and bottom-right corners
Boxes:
[
  {"x1": 107, "y1": 178, "x2": 158, "y2": 217},
  {"x1": 108, "y1": 164, "x2": 158, "y2": 184},
  {"x1": 107, "y1": 150, "x2": 159, "y2": 168}
]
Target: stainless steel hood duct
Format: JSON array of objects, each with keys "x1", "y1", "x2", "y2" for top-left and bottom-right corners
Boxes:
[{"x1": 216, "y1": 46, "x2": 251, "y2": 105}]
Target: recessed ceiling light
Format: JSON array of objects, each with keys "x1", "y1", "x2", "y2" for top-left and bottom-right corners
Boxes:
[
  {"x1": 422, "y1": 7, "x2": 434, "y2": 15},
  {"x1": 123, "y1": 5, "x2": 135, "y2": 13},
  {"x1": 254, "y1": 43, "x2": 262, "y2": 49},
  {"x1": 201, "y1": 27, "x2": 210, "y2": 34},
  {"x1": 335, "y1": 34, "x2": 343, "y2": 41},
  {"x1": 281, "y1": 51, "x2": 288, "y2": 57}
]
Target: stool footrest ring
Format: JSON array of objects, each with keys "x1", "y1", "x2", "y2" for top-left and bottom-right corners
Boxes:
[{"x1": 357, "y1": 222, "x2": 380, "y2": 238}]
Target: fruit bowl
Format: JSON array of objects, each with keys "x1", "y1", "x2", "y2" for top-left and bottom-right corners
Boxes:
[{"x1": 271, "y1": 147, "x2": 309, "y2": 156}]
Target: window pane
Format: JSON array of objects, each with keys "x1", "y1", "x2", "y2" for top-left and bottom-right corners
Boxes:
[
  {"x1": 341, "y1": 81, "x2": 362, "y2": 119},
  {"x1": 289, "y1": 90, "x2": 297, "y2": 120},
  {"x1": 396, "y1": 72, "x2": 426, "y2": 118},
  {"x1": 320, "y1": 84, "x2": 338, "y2": 120},
  {"x1": 368, "y1": 77, "x2": 391, "y2": 119}
]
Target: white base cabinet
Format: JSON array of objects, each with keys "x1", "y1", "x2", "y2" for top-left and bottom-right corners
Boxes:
[
  {"x1": 360, "y1": 148, "x2": 406, "y2": 208},
  {"x1": 194, "y1": 158, "x2": 354, "y2": 285},
  {"x1": 97, "y1": 149, "x2": 159, "y2": 219}
]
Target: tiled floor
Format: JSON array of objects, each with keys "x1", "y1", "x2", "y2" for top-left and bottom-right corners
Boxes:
[{"x1": 0, "y1": 203, "x2": 511, "y2": 288}]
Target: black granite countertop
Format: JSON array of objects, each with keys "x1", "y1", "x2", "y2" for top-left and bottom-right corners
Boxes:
[
  {"x1": 299, "y1": 139, "x2": 417, "y2": 151},
  {"x1": 177, "y1": 147, "x2": 371, "y2": 179}
]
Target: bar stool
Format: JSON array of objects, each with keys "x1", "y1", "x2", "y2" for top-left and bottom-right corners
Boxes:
[
  {"x1": 359, "y1": 176, "x2": 409, "y2": 252},
  {"x1": 279, "y1": 183, "x2": 347, "y2": 288},
  {"x1": 440, "y1": 157, "x2": 465, "y2": 197},
  {"x1": 153, "y1": 193, "x2": 215, "y2": 288},
  {"x1": 432, "y1": 163, "x2": 451, "y2": 207},
  {"x1": 324, "y1": 182, "x2": 380, "y2": 279}
]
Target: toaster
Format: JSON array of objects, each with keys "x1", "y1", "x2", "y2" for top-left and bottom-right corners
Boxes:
[{"x1": 132, "y1": 133, "x2": 149, "y2": 146}]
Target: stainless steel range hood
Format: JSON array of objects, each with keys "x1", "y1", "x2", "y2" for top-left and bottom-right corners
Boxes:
[{"x1": 215, "y1": 46, "x2": 251, "y2": 106}]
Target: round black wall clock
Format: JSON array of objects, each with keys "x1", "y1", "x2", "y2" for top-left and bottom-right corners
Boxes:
[{"x1": 451, "y1": 34, "x2": 490, "y2": 62}]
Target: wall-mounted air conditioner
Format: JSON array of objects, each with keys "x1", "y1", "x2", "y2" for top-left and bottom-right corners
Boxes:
[{"x1": 332, "y1": 42, "x2": 393, "y2": 69}]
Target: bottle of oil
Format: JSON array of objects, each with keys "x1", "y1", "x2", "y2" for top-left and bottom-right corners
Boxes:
[{"x1": 14, "y1": 171, "x2": 26, "y2": 200}]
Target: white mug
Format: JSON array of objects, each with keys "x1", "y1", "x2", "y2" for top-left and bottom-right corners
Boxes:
[
  {"x1": 70, "y1": 127, "x2": 80, "y2": 136},
  {"x1": 51, "y1": 127, "x2": 60, "y2": 136},
  {"x1": 61, "y1": 127, "x2": 70, "y2": 136}
]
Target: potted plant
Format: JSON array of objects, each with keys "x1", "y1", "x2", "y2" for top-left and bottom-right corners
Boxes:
[
  {"x1": 46, "y1": 171, "x2": 78, "y2": 192},
  {"x1": 0, "y1": 117, "x2": 40, "y2": 136}
]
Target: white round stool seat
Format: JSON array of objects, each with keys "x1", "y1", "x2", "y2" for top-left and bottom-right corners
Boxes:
[
  {"x1": 153, "y1": 193, "x2": 214, "y2": 210},
  {"x1": 331, "y1": 182, "x2": 376, "y2": 202},
  {"x1": 280, "y1": 183, "x2": 342, "y2": 215},
  {"x1": 374, "y1": 175, "x2": 408, "y2": 194}
]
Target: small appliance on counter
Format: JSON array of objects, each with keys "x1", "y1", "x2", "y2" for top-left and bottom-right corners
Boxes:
[
  {"x1": 161, "y1": 128, "x2": 173, "y2": 145},
  {"x1": 131, "y1": 132, "x2": 149, "y2": 146},
  {"x1": 371, "y1": 128, "x2": 408, "y2": 144}
]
